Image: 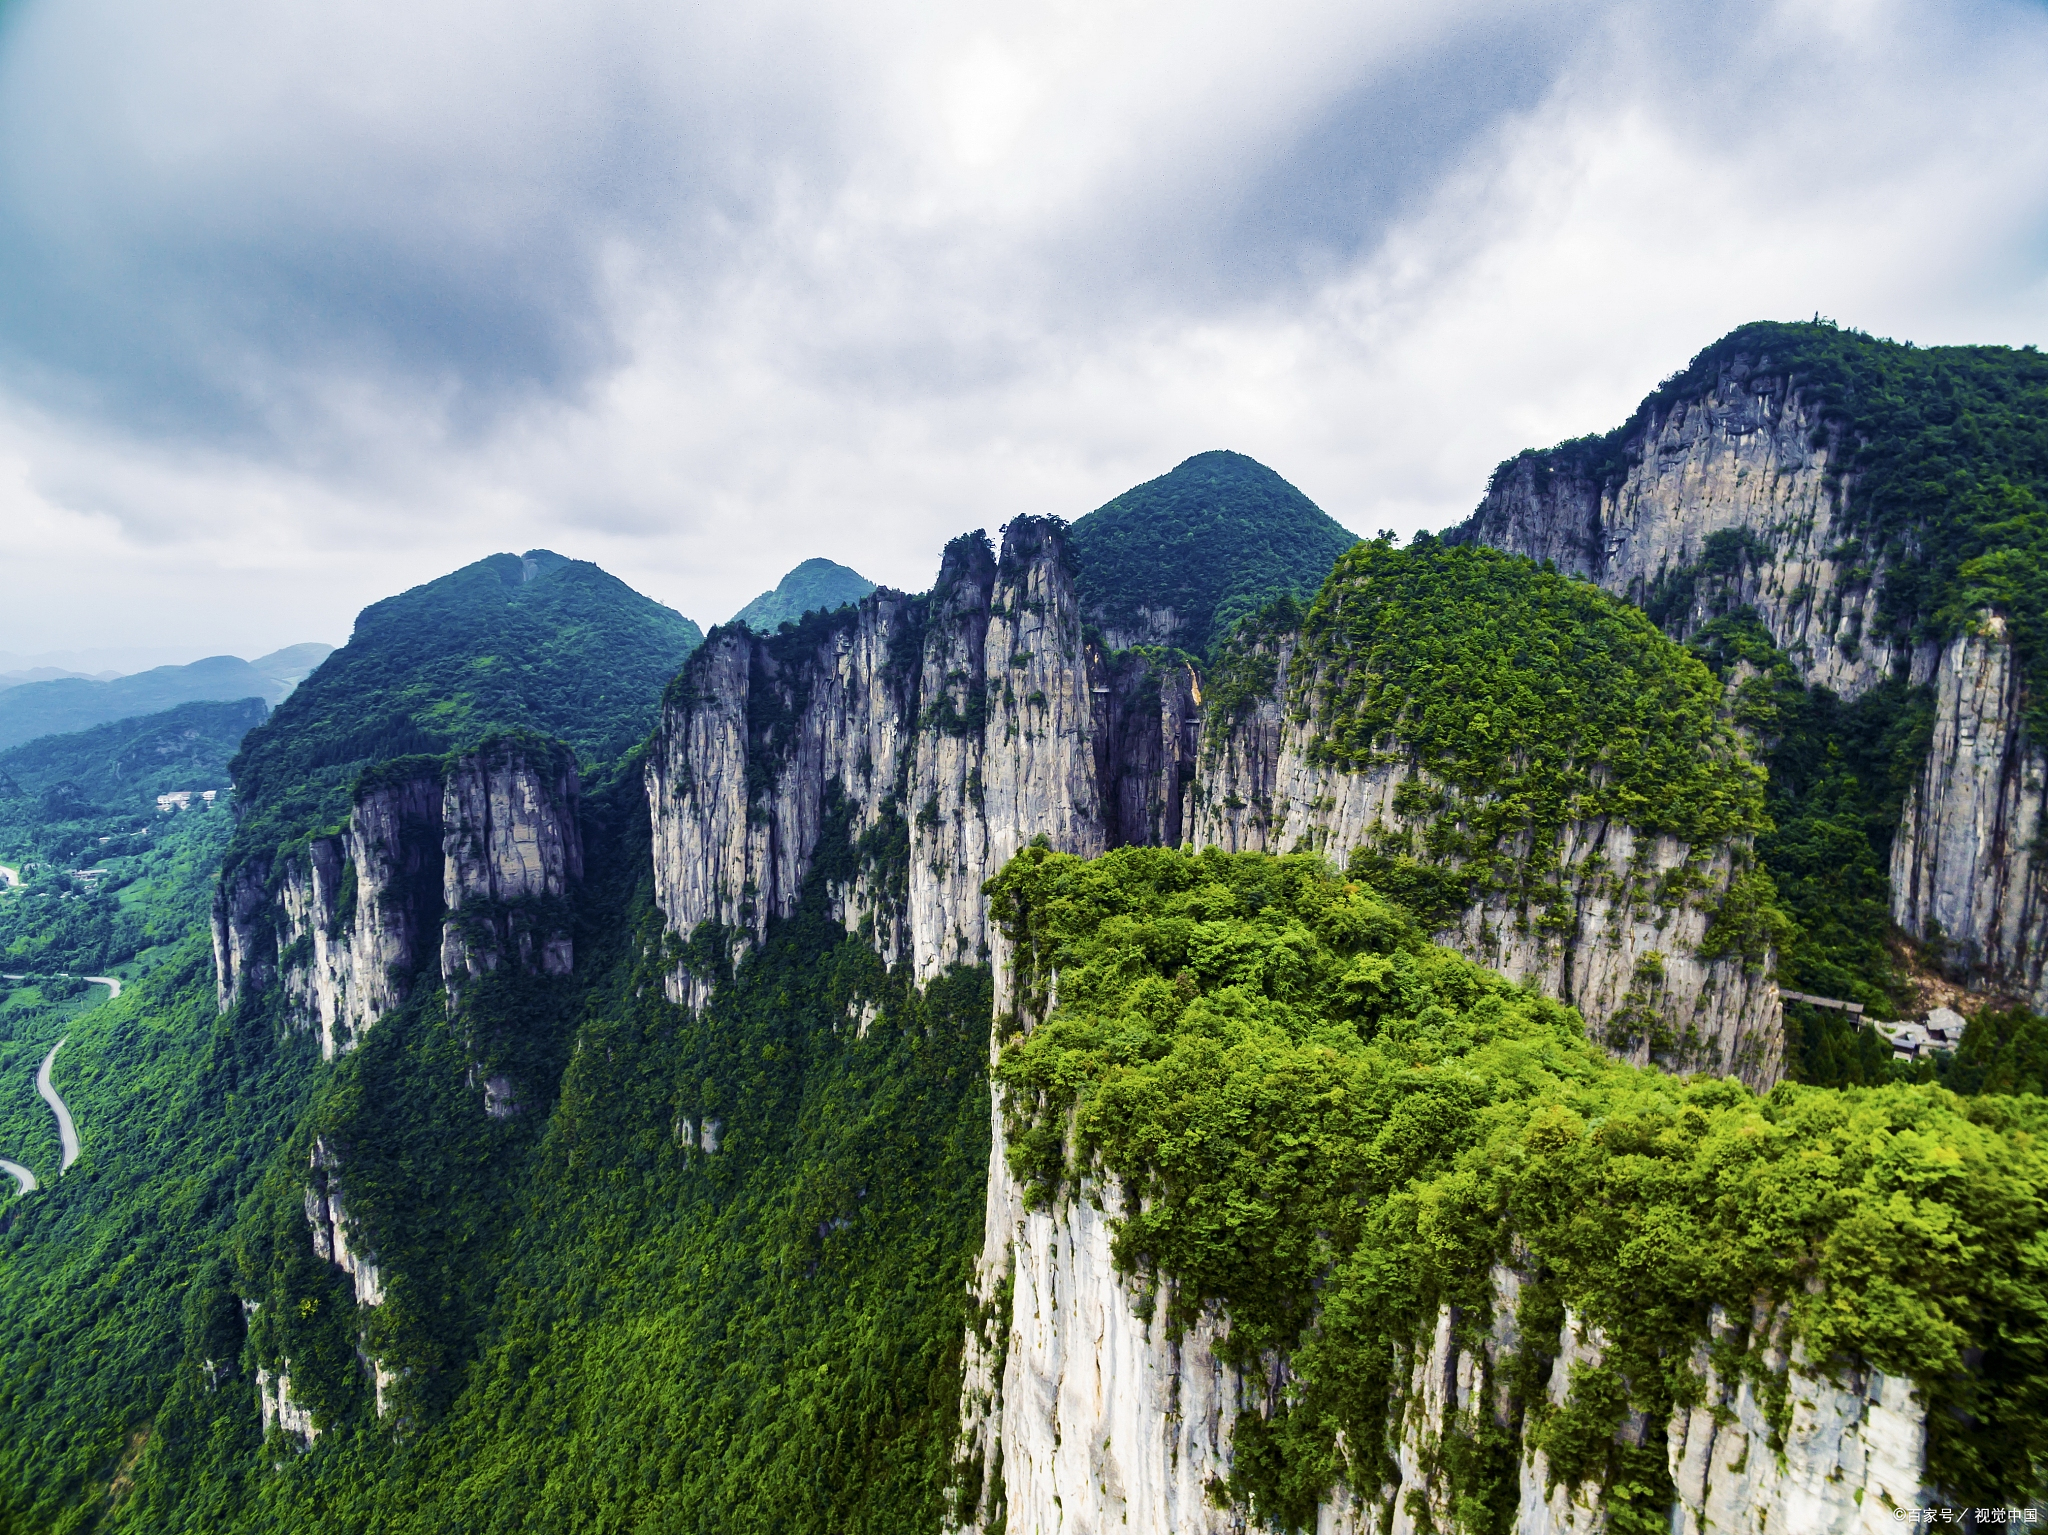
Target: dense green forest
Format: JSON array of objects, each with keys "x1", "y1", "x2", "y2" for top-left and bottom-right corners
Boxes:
[
  {"x1": 1207, "y1": 539, "x2": 1773, "y2": 968},
  {"x1": 93, "y1": 769, "x2": 991, "y2": 1534},
  {"x1": 0, "y1": 549, "x2": 986, "y2": 1534},
  {"x1": 991, "y1": 845, "x2": 2047, "y2": 1527},
  {"x1": 1069, "y1": 449, "x2": 1360, "y2": 655},
  {"x1": 2, "y1": 402, "x2": 2046, "y2": 1531}
]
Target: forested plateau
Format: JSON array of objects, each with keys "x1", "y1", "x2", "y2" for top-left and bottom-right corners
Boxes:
[{"x1": 0, "y1": 330, "x2": 2043, "y2": 1535}]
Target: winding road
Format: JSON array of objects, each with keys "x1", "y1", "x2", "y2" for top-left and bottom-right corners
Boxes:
[
  {"x1": 0, "y1": 864, "x2": 19, "y2": 888},
  {"x1": 0, "y1": 973, "x2": 114, "y2": 1189},
  {"x1": 37, "y1": 1039, "x2": 78, "y2": 1172}
]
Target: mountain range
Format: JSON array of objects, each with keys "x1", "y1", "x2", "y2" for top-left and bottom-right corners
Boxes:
[
  {"x1": 0, "y1": 643, "x2": 332, "y2": 753},
  {"x1": 0, "y1": 321, "x2": 2042, "y2": 1534}
]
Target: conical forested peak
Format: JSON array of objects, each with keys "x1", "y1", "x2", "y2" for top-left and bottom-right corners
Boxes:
[
  {"x1": 228, "y1": 550, "x2": 702, "y2": 863},
  {"x1": 728, "y1": 557, "x2": 877, "y2": 632},
  {"x1": 1069, "y1": 450, "x2": 1358, "y2": 656}
]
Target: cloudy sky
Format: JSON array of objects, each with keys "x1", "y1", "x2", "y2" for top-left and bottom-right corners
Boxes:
[{"x1": 0, "y1": 0, "x2": 2043, "y2": 664}]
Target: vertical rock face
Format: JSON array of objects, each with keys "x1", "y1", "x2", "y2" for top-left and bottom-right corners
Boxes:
[
  {"x1": 440, "y1": 741, "x2": 584, "y2": 998},
  {"x1": 1453, "y1": 374, "x2": 1893, "y2": 697},
  {"x1": 1890, "y1": 618, "x2": 2048, "y2": 1009},
  {"x1": 264, "y1": 768, "x2": 447, "y2": 1059},
  {"x1": 1452, "y1": 356, "x2": 2048, "y2": 1010},
  {"x1": 256, "y1": 1366, "x2": 320, "y2": 1447},
  {"x1": 211, "y1": 856, "x2": 275, "y2": 1012},
  {"x1": 1192, "y1": 669, "x2": 1782, "y2": 1086},
  {"x1": 647, "y1": 520, "x2": 1170, "y2": 995},
  {"x1": 214, "y1": 744, "x2": 584, "y2": 1057},
  {"x1": 953, "y1": 948, "x2": 1924, "y2": 1535},
  {"x1": 647, "y1": 581, "x2": 925, "y2": 1002},
  {"x1": 647, "y1": 515, "x2": 1815, "y2": 1533},
  {"x1": 1091, "y1": 648, "x2": 1202, "y2": 851},
  {"x1": 304, "y1": 1136, "x2": 385, "y2": 1309}
]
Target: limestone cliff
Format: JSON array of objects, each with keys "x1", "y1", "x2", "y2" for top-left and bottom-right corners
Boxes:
[
  {"x1": 1451, "y1": 338, "x2": 2048, "y2": 1012},
  {"x1": 212, "y1": 739, "x2": 584, "y2": 1060},
  {"x1": 951, "y1": 943, "x2": 1931, "y2": 1535},
  {"x1": 1890, "y1": 617, "x2": 2048, "y2": 1009},
  {"x1": 304, "y1": 1135, "x2": 384, "y2": 1309},
  {"x1": 647, "y1": 520, "x2": 1198, "y2": 994},
  {"x1": 1191, "y1": 624, "x2": 1781, "y2": 1086}
]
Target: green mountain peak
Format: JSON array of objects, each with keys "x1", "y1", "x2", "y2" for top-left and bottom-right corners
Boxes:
[
  {"x1": 1068, "y1": 449, "x2": 1359, "y2": 656},
  {"x1": 728, "y1": 557, "x2": 877, "y2": 632}
]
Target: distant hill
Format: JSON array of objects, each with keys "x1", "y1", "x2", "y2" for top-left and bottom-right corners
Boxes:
[
  {"x1": 0, "y1": 697, "x2": 269, "y2": 816},
  {"x1": 1068, "y1": 449, "x2": 1359, "y2": 656},
  {"x1": 729, "y1": 558, "x2": 877, "y2": 633},
  {"x1": 0, "y1": 666, "x2": 117, "y2": 688},
  {"x1": 226, "y1": 548, "x2": 704, "y2": 862},
  {"x1": 248, "y1": 642, "x2": 334, "y2": 693},
  {"x1": 0, "y1": 644, "x2": 329, "y2": 752}
]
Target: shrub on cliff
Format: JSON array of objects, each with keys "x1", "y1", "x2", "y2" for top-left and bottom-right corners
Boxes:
[{"x1": 990, "y1": 844, "x2": 2048, "y2": 1527}]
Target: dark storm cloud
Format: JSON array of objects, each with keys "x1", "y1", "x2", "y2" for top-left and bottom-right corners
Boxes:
[
  {"x1": 0, "y1": 0, "x2": 852, "y2": 443},
  {"x1": 0, "y1": 0, "x2": 2040, "y2": 660}
]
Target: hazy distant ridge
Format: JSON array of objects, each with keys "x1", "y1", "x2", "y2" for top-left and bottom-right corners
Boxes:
[{"x1": 0, "y1": 644, "x2": 331, "y2": 753}]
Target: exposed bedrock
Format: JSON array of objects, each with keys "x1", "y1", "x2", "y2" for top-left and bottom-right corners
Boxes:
[
  {"x1": 1451, "y1": 351, "x2": 2048, "y2": 1010},
  {"x1": 647, "y1": 519, "x2": 1199, "y2": 996},
  {"x1": 211, "y1": 741, "x2": 584, "y2": 1061},
  {"x1": 1191, "y1": 626, "x2": 1782, "y2": 1087},
  {"x1": 1889, "y1": 618, "x2": 2048, "y2": 1009},
  {"x1": 949, "y1": 954, "x2": 1928, "y2": 1535},
  {"x1": 304, "y1": 1135, "x2": 384, "y2": 1309},
  {"x1": 1451, "y1": 368, "x2": 1893, "y2": 697}
]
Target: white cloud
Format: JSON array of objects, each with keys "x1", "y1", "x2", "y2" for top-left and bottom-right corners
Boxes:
[{"x1": 0, "y1": 0, "x2": 2040, "y2": 656}]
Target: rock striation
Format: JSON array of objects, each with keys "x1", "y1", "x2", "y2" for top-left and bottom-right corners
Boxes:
[
  {"x1": 303, "y1": 1136, "x2": 385, "y2": 1310},
  {"x1": 256, "y1": 1365, "x2": 320, "y2": 1448},
  {"x1": 1889, "y1": 618, "x2": 2048, "y2": 1008},
  {"x1": 1450, "y1": 367, "x2": 1895, "y2": 696},
  {"x1": 648, "y1": 516, "x2": 1819, "y2": 1535},
  {"x1": 647, "y1": 521, "x2": 1201, "y2": 997},
  {"x1": 1451, "y1": 346, "x2": 2048, "y2": 1012},
  {"x1": 211, "y1": 738, "x2": 583, "y2": 1058}
]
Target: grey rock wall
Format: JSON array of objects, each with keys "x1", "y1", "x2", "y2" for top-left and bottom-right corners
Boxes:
[
  {"x1": 1453, "y1": 353, "x2": 2048, "y2": 1011},
  {"x1": 1454, "y1": 372, "x2": 1894, "y2": 698},
  {"x1": 440, "y1": 742, "x2": 583, "y2": 1006},
  {"x1": 304, "y1": 1136, "x2": 384, "y2": 1309},
  {"x1": 215, "y1": 742, "x2": 584, "y2": 1058},
  {"x1": 647, "y1": 519, "x2": 1188, "y2": 995},
  {"x1": 1890, "y1": 618, "x2": 2048, "y2": 1010}
]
